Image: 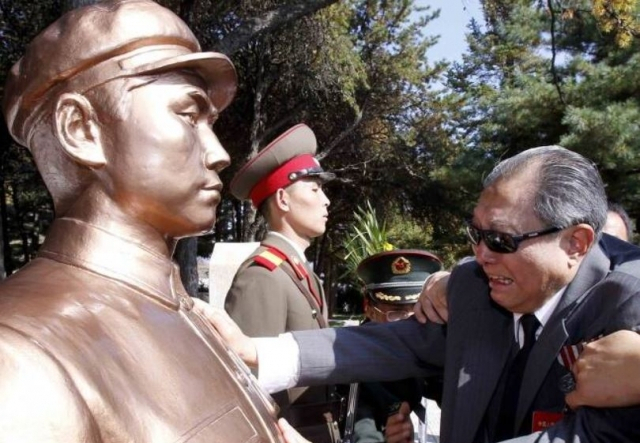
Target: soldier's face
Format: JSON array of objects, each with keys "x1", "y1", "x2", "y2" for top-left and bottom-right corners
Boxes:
[
  {"x1": 283, "y1": 178, "x2": 330, "y2": 240},
  {"x1": 98, "y1": 72, "x2": 230, "y2": 237}
]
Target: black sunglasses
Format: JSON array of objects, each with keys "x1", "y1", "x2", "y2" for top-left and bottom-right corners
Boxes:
[{"x1": 465, "y1": 222, "x2": 563, "y2": 254}]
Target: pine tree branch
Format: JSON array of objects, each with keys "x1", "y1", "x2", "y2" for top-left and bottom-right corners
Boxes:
[
  {"x1": 214, "y1": 0, "x2": 339, "y2": 55},
  {"x1": 547, "y1": 0, "x2": 565, "y2": 105}
]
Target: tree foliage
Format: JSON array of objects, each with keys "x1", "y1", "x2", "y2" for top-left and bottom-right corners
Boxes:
[
  {"x1": 446, "y1": 0, "x2": 640, "y2": 237},
  {"x1": 3, "y1": 0, "x2": 640, "y2": 311}
]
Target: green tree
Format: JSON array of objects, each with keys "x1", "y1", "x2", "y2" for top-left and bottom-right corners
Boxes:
[{"x1": 441, "y1": 0, "x2": 640, "y2": 240}]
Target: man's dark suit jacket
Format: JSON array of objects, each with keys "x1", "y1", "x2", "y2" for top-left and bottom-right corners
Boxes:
[{"x1": 292, "y1": 234, "x2": 640, "y2": 443}]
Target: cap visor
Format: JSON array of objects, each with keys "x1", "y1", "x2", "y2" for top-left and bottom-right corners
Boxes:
[
  {"x1": 134, "y1": 52, "x2": 237, "y2": 112},
  {"x1": 307, "y1": 171, "x2": 336, "y2": 183}
]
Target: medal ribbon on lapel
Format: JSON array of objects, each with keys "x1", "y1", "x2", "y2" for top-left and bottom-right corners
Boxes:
[{"x1": 557, "y1": 334, "x2": 603, "y2": 369}]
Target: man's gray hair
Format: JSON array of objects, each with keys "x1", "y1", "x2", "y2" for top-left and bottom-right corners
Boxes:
[{"x1": 484, "y1": 146, "x2": 607, "y2": 236}]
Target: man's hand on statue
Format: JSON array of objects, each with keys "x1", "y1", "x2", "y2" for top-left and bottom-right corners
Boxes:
[
  {"x1": 384, "y1": 401, "x2": 413, "y2": 443},
  {"x1": 278, "y1": 418, "x2": 312, "y2": 443},
  {"x1": 413, "y1": 271, "x2": 451, "y2": 324},
  {"x1": 192, "y1": 299, "x2": 258, "y2": 367},
  {"x1": 565, "y1": 329, "x2": 640, "y2": 409}
]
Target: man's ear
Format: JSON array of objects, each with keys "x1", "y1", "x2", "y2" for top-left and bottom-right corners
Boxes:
[
  {"x1": 362, "y1": 298, "x2": 372, "y2": 318},
  {"x1": 54, "y1": 93, "x2": 106, "y2": 168},
  {"x1": 274, "y1": 188, "x2": 290, "y2": 212},
  {"x1": 566, "y1": 224, "x2": 595, "y2": 260}
]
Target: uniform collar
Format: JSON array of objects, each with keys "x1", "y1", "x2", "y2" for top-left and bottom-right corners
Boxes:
[
  {"x1": 267, "y1": 231, "x2": 308, "y2": 263},
  {"x1": 38, "y1": 218, "x2": 188, "y2": 310}
]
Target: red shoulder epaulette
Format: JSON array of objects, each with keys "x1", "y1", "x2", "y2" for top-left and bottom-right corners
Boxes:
[{"x1": 253, "y1": 247, "x2": 287, "y2": 271}]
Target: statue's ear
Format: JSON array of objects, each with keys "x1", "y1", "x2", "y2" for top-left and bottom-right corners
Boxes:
[{"x1": 54, "y1": 93, "x2": 106, "y2": 168}]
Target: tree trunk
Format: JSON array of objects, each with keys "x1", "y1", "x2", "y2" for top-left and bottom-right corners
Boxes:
[
  {"x1": 214, "y1": 0, "x2": 340, "y2": 55},
  {"x1": 174, "y1": 237, "x2": 201, "y2": 299}
]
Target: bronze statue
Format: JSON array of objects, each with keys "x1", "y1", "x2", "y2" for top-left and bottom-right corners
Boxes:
[{"x1": 0, "y1": 0, "x2": 282, "y2": 441}]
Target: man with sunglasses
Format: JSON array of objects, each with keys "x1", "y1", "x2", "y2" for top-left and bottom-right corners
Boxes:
[{"x1": 201, "y1": 145, "x2": 640, "y2": 443}]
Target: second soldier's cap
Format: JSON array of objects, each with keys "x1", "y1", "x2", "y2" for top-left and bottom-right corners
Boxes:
[
  {"x1": 357, "y1": 249, "x2": 442, "y2": 304},
  {"x1": 230, "y1": 123, "x2": 335, "y2": 207},
  {"x1": 3, "y1": 0, "x2": 237, "y2": 148}
]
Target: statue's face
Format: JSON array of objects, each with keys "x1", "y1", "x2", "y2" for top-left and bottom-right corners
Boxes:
[{"x1": 99, "y1": 72, "x2": 230, "y2": 238}]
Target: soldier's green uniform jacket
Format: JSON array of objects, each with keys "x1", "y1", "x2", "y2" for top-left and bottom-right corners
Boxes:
[{"x1": 225, "y1": 231, "x2": 328, "y2": 336}]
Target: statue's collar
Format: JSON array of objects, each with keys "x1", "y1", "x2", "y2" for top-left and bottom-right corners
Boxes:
[{"x1": 38, "y1": 218, "x2": 189, "y2": 310}]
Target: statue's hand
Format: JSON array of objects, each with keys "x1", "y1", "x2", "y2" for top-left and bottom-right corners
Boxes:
[
  {"x1": 192, "y1": 299, "x2": 258, "y2": 367},
  {"x1": 413, "y1": 271, "x2": 451, "y2": 324}
]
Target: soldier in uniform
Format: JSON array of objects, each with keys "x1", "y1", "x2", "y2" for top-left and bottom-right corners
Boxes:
[
  {"x1": 351, "y1": 250, "x2": 443, "y2": 443},
  {"x1": 0, "y1": 0, "x2": 282, "y2": 441},
  {"x1": 226, "y1": 124, "x2": 341, "y2": 442}
]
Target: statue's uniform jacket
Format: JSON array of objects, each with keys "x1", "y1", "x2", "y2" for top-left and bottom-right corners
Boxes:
[{"x1": 0, "y1": 218, "x2": 282, "y2": 443}]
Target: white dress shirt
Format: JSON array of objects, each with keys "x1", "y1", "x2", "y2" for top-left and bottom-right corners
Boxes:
[{"x1": 512, "y1": 287, "x2": 565, "y2": 347}]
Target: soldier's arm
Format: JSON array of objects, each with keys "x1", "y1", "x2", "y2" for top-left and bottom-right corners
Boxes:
[
  {"x1": 225, "y1": 265, "x2": 289, "y2": 336},
  {"x1": 0, "y1": 325, "x2": 99, "y2": 441}
]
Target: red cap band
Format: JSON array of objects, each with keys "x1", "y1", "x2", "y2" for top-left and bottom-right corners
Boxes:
[{"x1": 249, "y1": 154, "x2": 318, "y2": 207}]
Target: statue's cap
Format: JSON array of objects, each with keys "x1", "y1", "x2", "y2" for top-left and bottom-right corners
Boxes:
[{"x1": 3, "y1": 0, "x2": 237, "y2": 147}]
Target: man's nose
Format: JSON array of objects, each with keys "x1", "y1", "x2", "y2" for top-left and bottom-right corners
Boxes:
[
  {"x1": 202, "y1": 129, "x2": 230, "y2": 172},
  {"x1": 321, "y1": 189, "x2": 330, "y2": 207},
  {"x1": 473, "y1": 241, "x2": 498, "y2": 266}
]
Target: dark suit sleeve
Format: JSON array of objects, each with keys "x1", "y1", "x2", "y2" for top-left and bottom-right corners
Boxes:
[
  {"x1": 502, "y1": 406, "x2": 640, "y2": 443},
  {"x1": 293, "y1": 318, "x2": 446, "y2": 387}
]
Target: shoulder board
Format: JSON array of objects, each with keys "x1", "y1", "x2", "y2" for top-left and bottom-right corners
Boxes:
[{"x1": 253, "y1": 248, "x2": 286, "y2": 271}]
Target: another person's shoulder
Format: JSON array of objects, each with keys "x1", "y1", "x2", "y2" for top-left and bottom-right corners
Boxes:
[
  {"x1": 250, "y1": 246, "x2": 290, "y2": 272},
  {"x1": 233, "y1": 245, "x2": 291, "y2": 280},
  {"x1": 599, "y1": 233, "x2": 640, "y2": 278},
  {"x1": 449, "y1": 256, "x2": 484, "y2": 282}
]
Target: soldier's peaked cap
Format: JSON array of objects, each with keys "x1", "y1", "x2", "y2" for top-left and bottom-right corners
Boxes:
[
  {"x1": 230, "y1": 124, "x2": 335, "y2": 207},
  {"x1": 3, "y1": 0, "x2": 237, "y2": 148},
  {"x1": 357, "y1": 249, "x2": 442, "y2": 305}
]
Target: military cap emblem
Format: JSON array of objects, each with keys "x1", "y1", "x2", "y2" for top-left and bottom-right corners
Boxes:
[
  {"x1": 391, "y1": 256, "x2": 411, "y2": 275},
  {"x1": 356, "y1": 249, "x2": 442, "y2": 305}
]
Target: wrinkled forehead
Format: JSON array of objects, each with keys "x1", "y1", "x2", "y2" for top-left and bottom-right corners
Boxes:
[{"x1": 474, "y1": 176, "x2": 539, "y2": 227}]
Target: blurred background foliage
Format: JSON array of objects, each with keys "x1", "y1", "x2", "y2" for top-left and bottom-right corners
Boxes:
[{"x1": 2, "y1": 0, "x2": 640, "y2": 313}]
